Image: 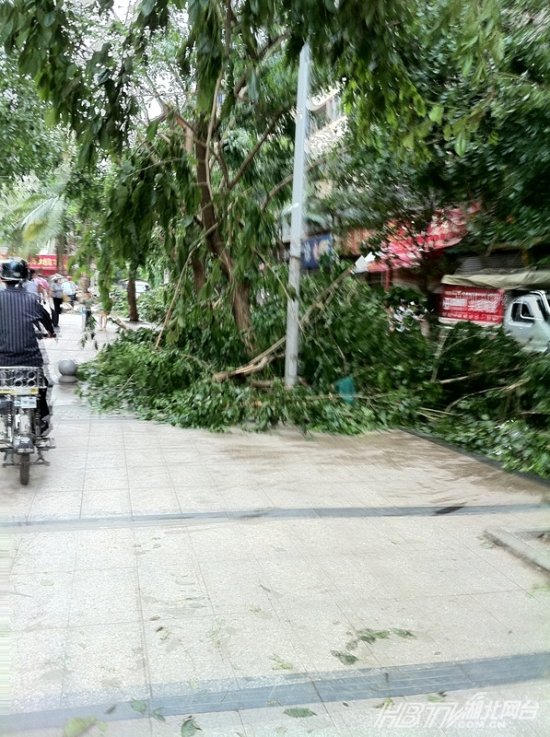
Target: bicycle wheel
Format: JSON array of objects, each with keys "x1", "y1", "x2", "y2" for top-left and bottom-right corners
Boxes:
[{"x1": 19, "y1": 455, "x2": 30, "y2": 485}]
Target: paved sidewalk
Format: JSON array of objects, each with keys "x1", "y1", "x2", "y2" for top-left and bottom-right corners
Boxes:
[{"x1": 2, "y1": 312, "x2": 549, "y2": 736}]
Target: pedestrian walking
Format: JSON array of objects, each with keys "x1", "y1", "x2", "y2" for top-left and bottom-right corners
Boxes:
[
  {"x1": 62, "y1": 276, "x2": 78, "y2": 308},
  {"x1": 81, "y1": 290, "x2": 98, "y2": 349},
  {"x1": 50, "y1": 276, "x2": 64, "y2": 328}
]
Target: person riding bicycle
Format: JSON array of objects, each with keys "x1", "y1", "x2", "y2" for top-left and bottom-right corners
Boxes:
[{"x1": 0, "y1": 259, "x2": 55, "y2": 434}]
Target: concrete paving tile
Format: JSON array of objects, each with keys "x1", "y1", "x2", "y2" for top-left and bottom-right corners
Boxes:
[
  {"x1": 10, "y1": 571, "x2": 73, "y2": 631},
  {"x1": 188, "y1": 525, "x2": 256, "y2": 563},
  {"x1": 212, "y1": 486, "x2": 274, "y2": 511},
  {"x1": 41, "y1": 451, "x2": 88, "y2": 470},
  {"x1": 133, "y1": 531, "x2": 196, "y2": 566},
  {"x1": 75, "y1": 529, "x2": 136, "y2": 570},
  {"x1": 174, "y1": 485, "x2": 228, "y2": 511},
  {"x1": 1, "y1": 492, "x2": 36, "y2": 522},
  {"x1": 423, "y1": 684, "x2": 543, "y2": 736},
  {"x1": 28, "y1": 491, "x2": 82, "y2": 521},
  {"x1": 160, "y1": 450, "x2": 211, "y2": 465},
  {"x1": 199, "y1": 558, "x2": 276, "y2": 615},
  {"x1": 207, "y1": 467, "x2": 286, "y2": 488},
  {"x1": 331, "y1": 696, "x2": 445, "y2": 736},
  {"x1": 12, "y1": 532, "x2": 77, "y2": 574},
  {"x1": 316, "y1": 553, "x2": 388, "y2": 598},
  {"x1": 84, "y1": 466, "x2": 129, "y2": 490},
  {"x1": 8, "y1": 628, "x2": 67, "y2": 712},
  {"x1": 404, "y1": 593, "x2": 527, "y2": 661},
  {"x1": 31, "y1": 471, "x2": 86, "y2": 493},
  {"x1": 84, "y1": 451, "x2": 127, "y2": 468},
  {"x1": 131, "y1": 487, "x2": 180, "y2": 515},
  {"x1": 325, "y1": 601, "x2": 442, "y2": 668},
  {"x1": 62, "y1": 622, "x2": 147, "y2": 707},
  {"x1": 151, "y1": 711, "x2": 247, "y2": 737},
  {"x1": 124, "y1": 449, "x2": 167, "y2": 467},
  {"x1": 98, "y1": 719, "x2": 153, "y2": 737},
  {"x1": 127, "y1": 465, "x2": 175, "y2": 489},
  {"x1": 239, "y1": 703, "x2": 342, "y2": 737},
  {"x1": 86, "y1": 440, "x2": 126, "y2": 455},
  {"x1": 238, "y1": 522, "x2": 310, "y2": 560},
  {"x1": 80, "y1": 488, "x2": 132, "y2": 517},
  {"x1": 138, "y1": 564, "x2": 210, "y2": 619},
  {"x1": 166, "y1": 463, "x2": 220, "y2": 486},
  {"x1": 134, "y1": 525, "x2": 194, "y2": 549},
  {"x1": 144, "y1": 616, "x2": 237, "y2": 686},
  {"x1": 6, "y1": 729, "x2": 62, "y2": 737},
  {"x1": 280, "y1": 604, "x2": 382, "y2": 673},
  {"x1": 469, "y1": 544, "x2": 550, "y2": 591},
  {"x1": 1, "y1": 529, "x2": 19, "y2": 574},
  {"x1": 69, "y1": 567, "x2": 140, "y2": 626},
  {"x1": 469, "y1": 590, "x2": 550, "y2": 648},
  {"x1": 220, "y1": 613, "x2": 309, "y2": 680}
]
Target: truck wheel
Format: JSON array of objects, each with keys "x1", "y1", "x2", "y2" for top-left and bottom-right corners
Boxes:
[{"x1": 19, "y1": 455, "x2": 30, "y2": 485}]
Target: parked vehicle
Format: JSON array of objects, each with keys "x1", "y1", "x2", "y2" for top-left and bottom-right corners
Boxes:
[
  {"x1": 439, "y1": 270, "x2": 550, "y2": 352},
  {"x1": 0, "y1": 366, "x2": 53, "y2": 485},
  {"x1": 119, "y1": 279, "x2": 151, "y2": 296}
]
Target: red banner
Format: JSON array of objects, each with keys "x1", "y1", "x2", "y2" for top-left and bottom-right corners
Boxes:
[
  {"x1": 440, "y1": 286, "x2": 505, "y2": 324},
  {"x1": 27, "y1": 254, "x2": 67, "y2": 276}
]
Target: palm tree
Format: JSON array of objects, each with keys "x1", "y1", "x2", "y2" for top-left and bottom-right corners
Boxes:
[{"x1": 0, "y1": 169, "x2": 71, "y2": 268}]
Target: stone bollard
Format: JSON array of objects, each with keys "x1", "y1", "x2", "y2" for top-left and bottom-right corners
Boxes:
[{"x1": 57, "y1": 359, "x2": 78, "y2": 384}]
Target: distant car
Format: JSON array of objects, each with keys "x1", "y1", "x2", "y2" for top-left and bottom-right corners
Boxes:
[{"x1": 119, "y1": 280, "x2": 151, "y2": 295}]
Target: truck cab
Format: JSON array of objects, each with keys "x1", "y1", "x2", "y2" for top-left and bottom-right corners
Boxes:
[
  {"x1": 505, "y1": 290, "x2": 550, "y2": 352},
  {"x1": 439, "y1": 270, "x2": 550, "y2": 353}
]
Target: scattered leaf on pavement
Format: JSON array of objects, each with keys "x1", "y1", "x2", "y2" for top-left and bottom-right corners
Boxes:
[
  {"x1": 62, "y1": 717, "x2": 97, "y2": 737},
  {"x1": 427, "y1": 692, "x2": 447, "y2": 702},
  {"x1": 181, "y1": 716, "x2": 202, "y2": 736},
  {"x1": 283, "y1": 708, "x2": 316, "y2": 718},
  {"x1": 130, "y1": 699, "x2": 147, "y2": 715},
  {"x1": 152, "y1": 707, "x2": 166, "y2": 722},
  {"x1": 331, "y1": 650, "x2": 358, "y2": 665},
  {"x1": 356, "y1": 629, "x2": 390, "y2": 643},
  {"x1": 392, "y1": 628, "x2": 415, "y2": 638},
  {"x1": 374, "y1": 697, "x2": 394, "y2": 709},
  {"x1": 270, "y1": 655, "x2": 294, "y2": 671}
]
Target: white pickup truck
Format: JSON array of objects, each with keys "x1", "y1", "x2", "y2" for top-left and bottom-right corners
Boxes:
[{"x1": 439, "y1": 270, "x2": 550, "y2": 353}]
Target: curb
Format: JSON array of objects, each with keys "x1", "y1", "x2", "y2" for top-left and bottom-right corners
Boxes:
[
  {"x1": 401, "y1": 427, "x2": 550, "y2": 491},
  {"x1": 485, "y1": 527, "x2": 550, "y2": 573}
]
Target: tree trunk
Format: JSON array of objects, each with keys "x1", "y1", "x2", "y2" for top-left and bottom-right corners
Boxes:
[
  {"x1": 55, "y1": 234, "x2": 67, "y2": 273},
  {"x1": 127, "y1": 266, "x2": 139, "y2": 322},
  {"x1": 191, "y1": 252, "x2": 206, "y2": 293},
  {"x1": 195, "y1": 125, "x2": 254, "y2": 348}
]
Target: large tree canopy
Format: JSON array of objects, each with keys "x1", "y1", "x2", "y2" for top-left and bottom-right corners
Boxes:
[
  {"x1": 0, "y1": 0, "x2": 446, "y2": 341},
  {"x1": 0, "y1": 52, "x2": 65, "y2": 184},
  {"x1": 330, "y1": 0, "x2": 550, "y2": 262}
]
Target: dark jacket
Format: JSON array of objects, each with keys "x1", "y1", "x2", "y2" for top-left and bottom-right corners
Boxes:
[{"x1": 0, "y1": 287, "x2": 54, "y2": 366}]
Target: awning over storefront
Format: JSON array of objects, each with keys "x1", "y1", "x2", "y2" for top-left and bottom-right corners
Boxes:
[
  {"x1": 442, "y1": 270, "x2": 550, "y2": 290},
  {"x1": 344, "y1": 208, "x2": 468, "y2": 272}
]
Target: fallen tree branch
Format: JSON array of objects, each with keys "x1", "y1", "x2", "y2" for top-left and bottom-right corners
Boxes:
[
  {"x1": 213, "y1": 266, "x2": 354, "y2": 381},
  {"x1": 437, "y1": 367, "x2": 517, "y2": 384},
  {"x1": 109, "y1": 316, "x2": 130, "y2": 330}
]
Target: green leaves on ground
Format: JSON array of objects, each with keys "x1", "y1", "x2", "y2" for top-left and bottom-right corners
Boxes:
[
  {"x1": 181, "y1": 716, "x2": 202, "y2": 736},
  {"x1": 79, "y1": 272, "x2": 550, "y2": 479},
  {"x1": 129, "y1": 699, "x2": 147, "y2": 715},
  {"x1": 331, "y1": 650, "x2": 359, "y2": 666},
  {"x1": 283, "y1": 708, "x2": 317, "y2": 718},
  {"x1": 62, "y1": 717, "x2": 97, "y2": 737}
]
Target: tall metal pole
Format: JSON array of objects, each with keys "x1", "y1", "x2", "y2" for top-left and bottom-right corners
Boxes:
[{"x1": 284, "y1": 43, "x2": 310, "y2": 388}]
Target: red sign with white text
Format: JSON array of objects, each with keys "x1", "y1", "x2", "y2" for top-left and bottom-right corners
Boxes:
[
  {"x1": 440, "y1": 286, "x2": 505, "y2": 324},
  {"x1": 27, "y1": 254, "x2": 68, "y2": 275}
]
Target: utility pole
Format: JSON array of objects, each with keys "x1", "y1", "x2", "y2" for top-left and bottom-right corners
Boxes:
[{"x1": 284, "y1": 43, "x2": 310, "y2": 388}]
